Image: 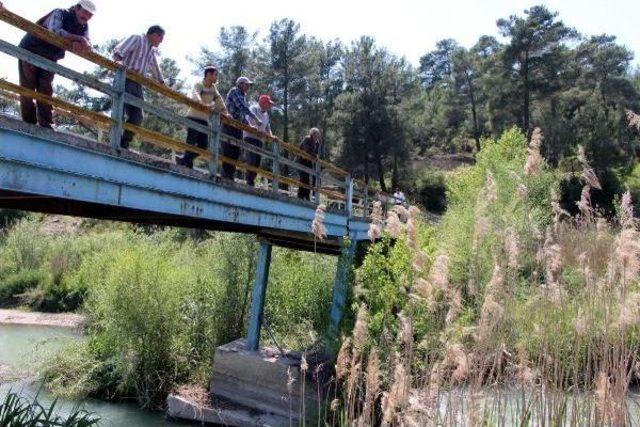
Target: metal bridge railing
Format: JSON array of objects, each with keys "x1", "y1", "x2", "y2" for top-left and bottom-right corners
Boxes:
[{"x1": 0, "y1": 6, "x2": 392, "y2": 218}]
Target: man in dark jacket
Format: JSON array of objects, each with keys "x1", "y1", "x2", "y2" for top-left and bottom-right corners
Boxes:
[
  {"x1": 17, "y1": 1, "x2": 95, "y2": 128},
  {"x1": 297, "y1": 127, "x2": 321, "y2": 201}
]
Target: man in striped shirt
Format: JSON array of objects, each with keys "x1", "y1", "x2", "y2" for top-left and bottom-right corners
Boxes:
[{"x1": 113, "y1": 25, "x2": 166, "y2": 149}]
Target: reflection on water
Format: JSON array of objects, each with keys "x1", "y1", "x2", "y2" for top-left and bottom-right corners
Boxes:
[{"x1": 0, "y1": 323, "x2": 177, "y2": 426}]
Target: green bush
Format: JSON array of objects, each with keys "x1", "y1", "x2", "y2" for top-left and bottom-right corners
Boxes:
[
  {"x1": 0, "y1": 269, "x2": 48, "y2": 307},
  {"x1": 439, "y1": 127, "x2": 557, "y2": 288},
  {"x1": 39, "y1": 227, "x2": 337, "y2": 408},
  {"x1": 414, "y1": 169, "x2": 447, "y2": 213},
  {"x1": 266, "y1": 249, "x2": 336, "y2": 349}
]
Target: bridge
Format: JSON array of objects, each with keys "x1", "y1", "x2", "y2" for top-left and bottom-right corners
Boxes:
[{"x1": 0, "y1": 7, "x2": 379, "y2": 351}]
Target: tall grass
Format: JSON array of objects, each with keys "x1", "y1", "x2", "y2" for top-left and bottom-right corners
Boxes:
[
  {"x1": 0, "y1": 391, "x2": 99, "y2": 426},
  {"x1": 329, "y1": 127, "x2": 640, "y2": 425}
]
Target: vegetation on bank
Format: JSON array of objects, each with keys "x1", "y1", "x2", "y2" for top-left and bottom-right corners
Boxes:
[
  {"x1": 0, "y1": 220, "x2": 335, "y2": 408},
  {"x1": 3, "y1": 125, "x2": 640, "y2": 423},
  {"x1": 333, "y1": 126, "x2": 640, "y2": 425}
]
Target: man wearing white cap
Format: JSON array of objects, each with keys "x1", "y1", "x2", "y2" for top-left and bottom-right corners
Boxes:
[
  {"x1": 222, "y1": 76, "x2": 262, "y2": 180},
  {"x1": 17, "y1": 1, "x2": 95, "y2": 128}
]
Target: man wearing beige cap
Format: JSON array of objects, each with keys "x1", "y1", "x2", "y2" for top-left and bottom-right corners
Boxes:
[
  {"x1": 17, "y1": 1, "x2": 95, "y2": 128},
  {"x1": 243, "y1": 94, "x2": 275, "y2": 186}
]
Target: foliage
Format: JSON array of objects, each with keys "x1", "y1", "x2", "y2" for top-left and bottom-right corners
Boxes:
[
  {"x1": 0, "y1": 391, "x2": 99, "y2": 426},
  {"x1": 413, "y1": 169, "x2": 447, "y2": 213},
  {"x1": 0, "y1": 222, "x2": 339, "y2": 408},
  {"x1": 332, "y1": 127, "x2": 640, "y2": 426}
]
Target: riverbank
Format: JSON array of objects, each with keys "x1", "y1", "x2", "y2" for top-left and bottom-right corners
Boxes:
[{"x1": 0, "y1": 309, "x2": 86, "y2": 329}]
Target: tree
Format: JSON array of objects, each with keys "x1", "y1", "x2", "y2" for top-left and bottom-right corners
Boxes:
[
  {"x1": 190, "y1": 26, "x2": 259, "y2": 94},
  {"x1": 419, "y1": 38, "x2": 494, "y2": 152},
  {"x1": 300, "y1": 38, "x2": 343, "y2": 156},
  {"x1": 498, "y1": 5, "x2": 578, "y2": 133},
  {"x1": 332, "y1": 36, "x2": 413, "y2": 191},
  {"x1": 263, "y1": 19, "x2": 309, "y2": 143}
]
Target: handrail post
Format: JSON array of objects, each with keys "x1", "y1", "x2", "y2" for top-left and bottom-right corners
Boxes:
[
  {"x1": 363, "y1": 183, "x2": 369, "y2": 218},
  {"x1": 208, "y1": 111, "x2": 220, "y2": 177},
  {"x1": 345, "y1": 174, "x2": 354, "y2": 216},
  {"x1": 271, "y1": 139, "x2": 280, "y2": 192},
  {"x1": 314, "y1": 156, "x2": 322, "y2": 204},
  {"x1": 109, "y1": 68, "x2": 126, "y2": 149}
]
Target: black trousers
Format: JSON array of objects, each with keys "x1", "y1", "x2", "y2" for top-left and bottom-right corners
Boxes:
[
  {"x1": 120, "y1": 79, "x2": 144, "y2": 148},
  {"x1": 180, "y1": 117, "x2": 209, "y2": 168},
  {"x1": 221, "y1": 123, "x2": 242, "y2": 179},
  {"x1": 297, "y1": 160, "x2": 315, "y2": 200},
  {"x1": 18, "y1": 60, "x2": 55, "y2": 128},
  {"x1": 244, "y1": 136, "x2": 262, "y2": 186}
]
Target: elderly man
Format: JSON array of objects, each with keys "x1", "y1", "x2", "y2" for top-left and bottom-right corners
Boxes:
[
  {"x1": 113, "y1": 25, "x2": 166, "y2": 149},
  {"x1": 297, "y1": 128, "x2": 322, "y2": 200},
  {"x1": 222, "y1": 76, "x2": 262, "y2": 180},
  {"x1": 243, "y1": 94, "x2": 274, "y2": 186},
  {"x1": 177, "y1": 65, "x2": 229, "y2": 168},
  {"x1": 17, "y1": 0, "x2": 95, "y2": 128}
]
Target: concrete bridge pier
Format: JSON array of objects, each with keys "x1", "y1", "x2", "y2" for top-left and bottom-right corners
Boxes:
[{"x1": 246, "y1": 242, "x2": 272, "y2": 351}]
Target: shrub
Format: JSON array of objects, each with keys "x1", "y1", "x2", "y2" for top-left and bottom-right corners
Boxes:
[
  {"x1": 41, "y1": 227, "x2": 339, "y2": 408},
  {"x1": 414, "y1": 169, "x2": 447, "y2": 214},
  {"x1": 0, "y1": 269, "x2": 47, "y2": 307}
]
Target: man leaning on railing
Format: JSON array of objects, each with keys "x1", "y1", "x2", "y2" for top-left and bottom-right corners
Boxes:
[
  {"x1": 297, "y1": 127, "x2": 322, "y2": 201},
  {"x1": 244, "y1": 94, "x2": 275, "y2": 187},
  {"x1": 222, "y1": 76, "x2": 262, "y2": 181},
  {"x1": 177, "y1": 65, "x2": 229, "y2": 169},
  {"x1": 113, "y1": 25, "x2": 166, "y2": 149},
  {"x1": 16, "y1": 0, "x2": 95, "y2": 129}
]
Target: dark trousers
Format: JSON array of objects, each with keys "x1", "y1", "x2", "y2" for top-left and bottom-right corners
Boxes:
[
  {"x1": 221, "y1": 123, "x2": 242, "y2": 179},
  {"x1": 179, "y1": 117, "x2": 209, "y2": 168},
  {"x1": 18, "y1": 60, "x2": 55, "y2": 128},
  {"x1": 244, "y1": 136, "x2": 262, "y2": 186},
  {"x1": 297, "y1": 160, "x2": 315, "y2": 200},
  {"x1": 120, "y1": 79, "x2": 144, "y2": 148}
]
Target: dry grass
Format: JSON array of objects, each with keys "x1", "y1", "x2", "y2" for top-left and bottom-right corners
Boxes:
[{"x1": 327, "y1": 126, "x2": 640, "y2": 426}]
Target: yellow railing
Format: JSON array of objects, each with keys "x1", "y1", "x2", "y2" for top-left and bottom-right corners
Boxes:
[{"x1": 0, "y1": 6, "x2": 385, "y2": 214}]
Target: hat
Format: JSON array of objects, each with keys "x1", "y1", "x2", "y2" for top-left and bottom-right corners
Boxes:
[
  {"x1": 203, "y1": 65, "x2": 218, "y2": 73},
  {"x1": 77, "y1": 0, "x2": 96, "y2": 14},
  {"x1": 236, "y1": 76, "x2": 254, "y2": 86},
  {"x1": 259, "y1": 95, "x2": 275, "y2": 105}
]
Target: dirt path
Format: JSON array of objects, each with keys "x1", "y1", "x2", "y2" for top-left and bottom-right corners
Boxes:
[{"x1": 0, "y1": 309, "x2": 86, "y2": 329}]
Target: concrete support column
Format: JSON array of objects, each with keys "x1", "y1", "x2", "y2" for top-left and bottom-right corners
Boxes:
[
  {"x1": 247, "y1": 242, "x2": 273, "y2": 351},
  {"x1": 327, "y1": 239, "x2": 357, "y2": 343}
]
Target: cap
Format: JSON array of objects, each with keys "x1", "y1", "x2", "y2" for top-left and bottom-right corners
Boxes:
[
  {"x1": 236, "y1": 76, "x2": 254, "y2": 86},
  {"x1": 204, "y1": 65, "x2": 218, "y2": 73},
  {"x1": 77, "y1": 0, "x2": 96, "y2": 14},
  {"x1": 259, "y1": 95, "x2": 275, "y2": 105}
]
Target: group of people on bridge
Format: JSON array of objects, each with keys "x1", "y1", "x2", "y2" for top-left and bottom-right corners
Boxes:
[{"x1": 0, "y1": 1, "x2": 323, "y2": 201}]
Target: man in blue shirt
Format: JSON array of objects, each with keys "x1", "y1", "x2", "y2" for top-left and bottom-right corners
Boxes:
[{"x1": 222, "y1": 76, "x2": 262, "y2": 180}]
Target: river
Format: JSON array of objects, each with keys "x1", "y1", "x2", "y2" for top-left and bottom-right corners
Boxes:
[{"x1": 0, "y1": 322, "x2": 181, "y2": 426}]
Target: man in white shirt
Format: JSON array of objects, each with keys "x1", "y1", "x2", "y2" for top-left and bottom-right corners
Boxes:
[
  {"x1": 393, "y1": 188, "x2": 407, "y2": 206},
  {"x1": 244, "y1": 94, "x2": 274, "y2": 186}
]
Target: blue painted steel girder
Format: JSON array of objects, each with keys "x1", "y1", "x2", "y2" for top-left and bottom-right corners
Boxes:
[{"x1": 0, "y1": 122, "x2": 370, "y2": 243}]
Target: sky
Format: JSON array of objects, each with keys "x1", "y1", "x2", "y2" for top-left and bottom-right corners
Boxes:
[{"x1": 0, "y1": 0, "x2": 638, "y2": 85}]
